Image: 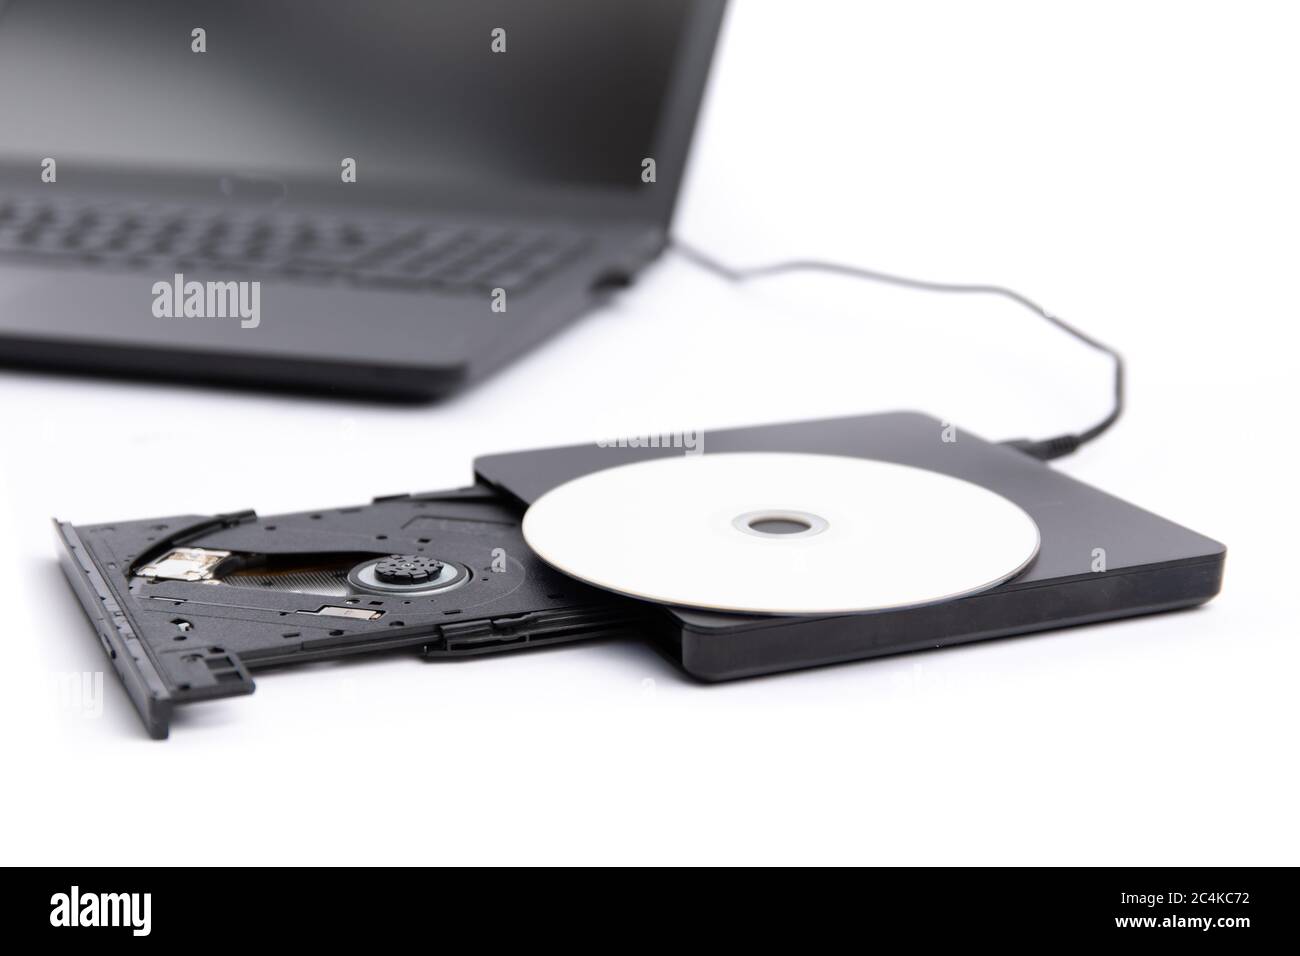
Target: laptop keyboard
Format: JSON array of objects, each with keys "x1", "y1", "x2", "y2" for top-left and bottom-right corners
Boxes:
[{"x1": 0, "y1": 197, "x2": 590, "y2": 293}]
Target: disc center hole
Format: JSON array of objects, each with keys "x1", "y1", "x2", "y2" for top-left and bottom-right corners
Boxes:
[
  {"x1": 748, "y1": 516, "x2": 812, "y2": 535},
  {"x1": 733, "y1": 510, "x2": 829, "y2": 538}
]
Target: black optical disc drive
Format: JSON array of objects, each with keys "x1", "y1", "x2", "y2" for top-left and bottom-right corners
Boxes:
[{"x1": 474, "y1": 411, "x2": 1226, "y2": 680}]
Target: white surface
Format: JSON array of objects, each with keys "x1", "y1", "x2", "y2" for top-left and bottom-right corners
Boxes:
[
  {"x1": 1, "y1": 1, "x2": 1297, "y2": 865},
  {"x1": 523, "y1": 452, "x2": 1040, "y2": 613}
]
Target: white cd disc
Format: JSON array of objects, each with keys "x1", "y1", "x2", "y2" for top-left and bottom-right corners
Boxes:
[{"x1": 522, "y1": 452, "x2": 1040, "y2": 615}]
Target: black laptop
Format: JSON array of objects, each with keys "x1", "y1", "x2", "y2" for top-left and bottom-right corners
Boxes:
[{"x1": 0, "y1": 0, "x2": 725, "y2": 399}]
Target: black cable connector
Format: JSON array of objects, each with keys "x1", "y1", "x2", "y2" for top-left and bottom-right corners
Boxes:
[
  {"x1": 1001, "y1": 434, "x2": 1082, "y2": 461},
  {"x1": 672, "y1": 239, "x2": 1125, "y2": 461}
]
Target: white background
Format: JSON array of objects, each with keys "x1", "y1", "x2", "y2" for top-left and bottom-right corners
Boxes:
[{"x1": 3, "y1": 1, "x2": 1296, "y2": 865}]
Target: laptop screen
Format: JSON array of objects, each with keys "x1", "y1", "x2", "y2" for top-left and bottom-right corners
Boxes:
[{"x1": 0, "y1": 0, "x2": 696, "y2": 193}]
